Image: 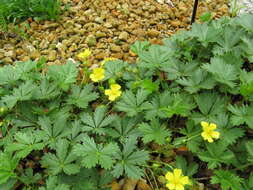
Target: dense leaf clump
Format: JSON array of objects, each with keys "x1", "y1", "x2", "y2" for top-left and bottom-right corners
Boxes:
[{"x1": 1, "y1": 14, "x2": 253, "y2": 189}]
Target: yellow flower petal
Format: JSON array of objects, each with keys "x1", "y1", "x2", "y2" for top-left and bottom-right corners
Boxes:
[
  {"x1": 173, "y1": 169, "x2": 182, "y2": 178},
  {"x1": 201, "y1": 121, "x2": 209, "y2": 128},
  {"x1": 166, "y1": 183, "x2": 176, "y2": 190},
  {"x1": 211, "y1": 131, "x2": 220, "y2": 139},
  {"x1": 165, "y1": 172, "x2": 174, "y2": 181},
  {"x1": 111, "y1": 84, "x2": 121, "y2": 90},
  {"x1": 105, "y1": 89, "x2": 111, "y2": 95},
  {"x1": 209, "y1": 123, "x2": 217, "y2": 130},
  {"x1": 181, "y1": 176, "x2": 189, "y2": 185},
  {"x1": 207, "y1": 137, "x2": 214, "y2": 143},
  {"x1": 175, "y1": 184, "x2": 184, "y2": 190}
]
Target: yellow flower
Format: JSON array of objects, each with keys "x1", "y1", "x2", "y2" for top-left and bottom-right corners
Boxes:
[
  {"x1": 105, "y1": 84, "x2": 122, "y2": 101},
  {"x1": 165, "y1": 169, "x2": 190, "y2": 190},
  {"x1": 201, "y1": 121, "x2": 220, "y2": 143},
  {"x1": 77, "y1": 49, "x2": 91, "y2": 60},
  {"x1": 90, "y1": 67, "x2": 105, "y2": 82},
  {"x1": 101, "y1": 57, "x2": 117, "y2": 66}
]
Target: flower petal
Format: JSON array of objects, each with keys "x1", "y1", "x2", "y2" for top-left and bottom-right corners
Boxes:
[
  {"x1": 209, "y1": 123, "x2": 217, "y2": 130},
  {"x1": 166, "y1": 183, "x2": 175, "y2": 190},
  {"x1": 173, "y1": 169, "x2": 182, "y2": 178},
  {"x1": 211, "y1": 131, "x2": 220, "y2": 139},
  {"x1": 181, "y1": 176, "x2": 189, "y2": 185},
  {"x1": 175, "y1": 184, "x2": 184, "y2": 190},
  {"x1": 165, "y1": 172, "x2": 174, "y2": 181},
  {"x1": 105, "y1": 89, "x2": 111, "y2": 95},
  {"x1": 201, "y1": 121, "x2": 209, "y2": 128}
]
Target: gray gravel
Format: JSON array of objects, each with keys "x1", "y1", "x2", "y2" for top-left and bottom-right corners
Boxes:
[{"x1": 232, "y1": 0, "x2": 253, "y2": 14}]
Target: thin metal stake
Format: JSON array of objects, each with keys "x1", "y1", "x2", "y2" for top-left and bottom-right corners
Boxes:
[{"x1": 191, "y1": 0, "x2": 199, "y2": 24}]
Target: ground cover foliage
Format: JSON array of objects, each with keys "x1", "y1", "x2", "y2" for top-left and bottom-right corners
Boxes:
[
  {"x1": 0, "y1": 0, "x2": 61, "y2": 31},
  {"x1": 0, "y1": 14, "x2": 253, "y2": 189}
]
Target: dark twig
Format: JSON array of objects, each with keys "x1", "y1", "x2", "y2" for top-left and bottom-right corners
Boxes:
[{"x1": 191, "y1": 0, "x2": 199, "y2": 24}]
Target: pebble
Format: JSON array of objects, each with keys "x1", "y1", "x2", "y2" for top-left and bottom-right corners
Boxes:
[{"x1": 119, "y1": 31, "x2": 129, "y2": 41}]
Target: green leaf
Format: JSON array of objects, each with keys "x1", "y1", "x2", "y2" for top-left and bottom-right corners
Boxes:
[
  {"x1": 67, "y1": 84, "x2": 98, "y2": 108},
  {"x1": 0, "y1": 152, "x2": 19, "y2": 184},
  {"x1": 139, "y1": 119, "x2": 171, "y2": 145},
  {"x1": 6, "y1": 131, "x2": 45, "y2": 158},
  {"x1": 41, "y1": 139, "x2": 80, "y2": 175},
  {"x1": 107, "y1": 116, "x2": 141, "y2": 143},
  {"x1": 228, "y1": 104, "x2": 253, "y2": 129},
  {"x1": 161, "y1": 93, "x2": 196, "y2": 118},
  {"x1": 139, "y1": 45, "x2": 172, "y2": 69},
  {"x1": 80, "y1": 106, "x2": 116, "y2": 135},
  {"x1": 39, "y1": 176, "x2": 70, "y2": 190},
  {"x1": 198, "y1": 142, "x2": 235, "y2": 169},
  {"x1": 202, "y1": 57, "x2": 238, "y2": 88},
  {"x1": 19, "y1": 168, "x2": 41, "y2": 185},
  {"x1": 176, "y1": 68, "x2": 216, "y2": 93},
  {"x1": 104, "y1": 60, "x2": 126, "y2": 79},
  {"x1": 235, "y1": 13, "x2": 253, "y2": 31},
  {"x1": 115, "y1": 89, "x2": 151, "y2": 117},
  {"x1": 112, "y1": 137, "x2": 149, "y2": 179},
  {"x1": 191, "y1": 23, "x2": 220, "y2": 45},
  {"x1": 48, "y1": 61, "x2": 78, "y2": 91},
  {"x1": 211, "y1": 170, "x2": 243, "y2": 190},
  {"x1": 33, "y1": 78, "x2": 61, "y2": 100},
  {"x1": 1, "y1": 81, "x2": 36, "y2": 108},
  {"x1": 73, "y1": 136, "x2": 118, "y2": 169},
  {"x1": 175, "y1": 156, "x2": 198, "y2": 177},
  {"x1": 130, "y1": 41, "x2": 150, "y2": 55}
]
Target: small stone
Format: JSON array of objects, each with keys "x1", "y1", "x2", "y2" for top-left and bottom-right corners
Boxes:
[
  {"x1": 2, "y1": 57, "x2": 13, "y2": 63},
  {"x1": 42, "y1": 23, "x2": 59, "y2": 29},
  {"x1": 111, "y1": 44, "x2": 122, "y2": 52},
  {"x1": 30, "y1": 50, "x2": 41, "y2": 60},
  {"x1": 4, "y1": 51, "x2": 16, "y2": 58},
  {"x1": 95, "y1": 52, "x2": 108, "y2": 59},
  {"x1": 104, "y1": 22, "x2": 113, "y2": 28},
  {"x1": 86, "y1": 34, "x2": 97, "y2": 46},
  {"x1": 147, "y1": 29, "x2": 160, "y2": 37},
  {"x1": 119, "y1": 31, "x2": 129, "y2": 41},
  {"x1": 48, "y1": 50, "x2": 57, "y2": 61},
  {"x1": 94, "y1": 17, "x2": 104, "y2": 24},
  {"x1": 95, "y1": 31, "x2": 107, "y2": 38}
]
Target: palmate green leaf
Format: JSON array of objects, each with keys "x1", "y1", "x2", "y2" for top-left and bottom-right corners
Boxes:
[
  {"x1": 235, "y1": 13, "x2": 253, "y2": 31},
  {"x1": 138, "y1": 45, "x2": 172, "y2": 69},
  {"x1": 6, "y1": 131, "x2": 45, "y2": 159},
  {"x1": 145, "y1": 91, "x2": 171, "y2": 120},
  {"x1": 73, "y1": 136, "x2": 119, "y2": 169},
  {"x1": 0, "y1": 65, "x2": 21, "y2": 85},
  {"x1": 241, "y1": 37, "x2": 253, "y2": 62},
  {"x1": 190, "y1": 23, "x2": 220, "y2": 45},
  {"x1": 33, "y1": 78, "x2": 61, "y2": 100},
  {"x1": 67, "y1": 84, "x2": 98, "y2": 109},
  {"x1": 115, "y1": 89, "x2": 152, "y2": 117},
  {"x1": 179, "y1": 120, "x2": 202, "y2": 152},
  {"x1": 0, "y1": 152, "x2": 19, "y2": 184},
  {"x1": 130, "y1": 41, "x2": 150, "y2": 55},
  {"x1": 19, "y1": 168, "x2": 41, "y2": 185},
  {"x1": 191, "y1": 92, "x2": 227, "y2": 123},
  {"x1": 228, "y1": 104, "x2": 253, "y2": 129},
  {"x1": 175, "y1": 156, "x2": 198, "y2": 177},
  {"x1": 104, "y1": 60, "x2": 126, "y2": 79},
  {"x1": 38, "y1": 176, "x2": 70, "y2": 190},
  {"x1": 80, "y1": 106, "x2": 116, "y2": 135},
  {"x1": 112, "y1": 137, "x2": 149, "y2": 179},
  {"x1": 211, "y1": 170, "x2": 243, "y2": 190},
  {"x1": 139, "y1": 119, "x2": 171, "y2": 145},
  {"x1": 107, "y1": 116, "x2": 141, "y2": 143},
  {"x1": 161, "y1": 93, "x2": 196, "y2": 118},
  {"x1": 176, "y1": 68, "x2": 216, "y2": 93},
  {"x1": 245, "y1": 141, "x2": 253, "y2": 163},
  {"x1": 202, "y1": 57, "x2": 239, "y2": 88},
  {"x1": 41, "y1": 139, "x2": 80, "y2": 175},
  {"x1": 37, "y1": 114, "x2": 71, "y2": 148},
  {"x1": 161, "y1": 59, "x2": 199, "y2": 80},
  {"x1": 1, "y1": 81, "x2": 36, "y2": 108},
  {"x1": 215, "y1": 26, "x2": 245, "y2": 52},
  {"x1": 47, "y1": 61, "x2": 78, "y2": 91},
  {"x1": 198, "y1": 142, "x2": 235, "y2": 169}
]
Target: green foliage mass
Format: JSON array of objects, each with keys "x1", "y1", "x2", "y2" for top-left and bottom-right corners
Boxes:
[
  {"x1": 1, "y1": 14, "x2": 253, "y2": 189},
  {"x1": 0, "y1": 0, "x2": 61, "y2": 31}
]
